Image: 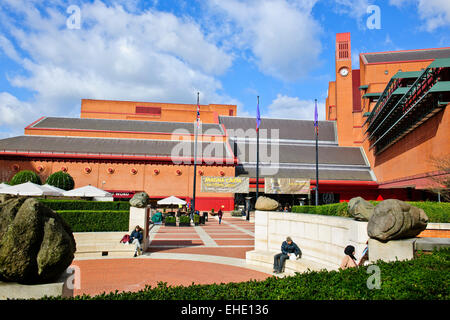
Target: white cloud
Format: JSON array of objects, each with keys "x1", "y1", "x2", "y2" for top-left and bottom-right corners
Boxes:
[
  {"x1": 207, "y1": 0, "x2": 323, "y2": 82},
  {"x1": 0, "y1": 0, "x2": 237, "y2": 134},
  {"x1": 266, "y1": 94, "x2": 325, "y2": 120},
  {"x1": 389, "y1": 0, "x2": 450, "y2": 31},
  {"x1": 417, "y1": 0, "x2": 450, "y2": 31}
]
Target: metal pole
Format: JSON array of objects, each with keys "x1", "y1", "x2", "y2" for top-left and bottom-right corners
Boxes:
[
  {"x1": 255, "y1": 96, "x2": 260, "y2": 217},
  {"x1": 315, "y1": 99, "x2": 319, "y2": 206},
  {"x1": 192, "y1": 92, "x2": 199, "y2": 215}
]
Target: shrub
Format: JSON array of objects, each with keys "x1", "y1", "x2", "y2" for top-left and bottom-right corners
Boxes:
[
  {"x1": 179, "y1": 215, "x2": 190, "y2": 224},
  {"x1": 165, "y1": 216, "x2": 176, "y2": 224},
  {"x1": 292, "y1": 201, "x2": 450, "y2": 223},
  {"x1": 39, "y1": 199, "x2": 130, "y2": 211},
  {"x1": 56, "y1": 210, "x2": 129, "y2": 232},
  {"x1": 45, "y1": 171, "x2": 75, "y2": 191},
  {"x1": 193, "y1": 214, "x2": 200, "y2": 224},
  {"x1": 9, "y1": 170, "x2": 42, "y2": 185},
  {"x1": 48, "y1": 248, "x2": 450, "y2": 300}
]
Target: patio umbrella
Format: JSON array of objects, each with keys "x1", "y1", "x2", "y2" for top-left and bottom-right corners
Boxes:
[
  {"x1": 43, "y1": 184, "x2": 67, "y2": 194},
  {"x1": 157, "y1": 196, "x2": 187, "y2": 213},
  {"x1": 0, "y1": 182, "x2": 63, "y2": 196},
  {"x1": 62, "y1": 185, "x2": 113, "y2": 197},
  {"x1": 157, "y1": 196, "x2": 186, "y2": 205},
  {"x1": 0, "y1": 183, "x2": 9, "y2": 189}
]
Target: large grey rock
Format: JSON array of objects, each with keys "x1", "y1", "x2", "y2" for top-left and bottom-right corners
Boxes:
[
  {"x1": 367, "y1": 199, "x2": 428, "y2": 242},
  {"x1": 255, "y1": 196, "x2": 280, "y2": 211},
  {"x1": 348, "y1": 197, "x2": 375, "y2": 221},
  {"x1": 129, "y1": 192, "x2": 149, "y2": 208},
  {"x1": 0, "y1": 198, "x2": 76, "y2": 284}
]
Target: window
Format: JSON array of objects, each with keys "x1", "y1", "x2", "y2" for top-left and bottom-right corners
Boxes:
[{"x1": 135, "y1": 106, "x2": 161, "y2": 116}]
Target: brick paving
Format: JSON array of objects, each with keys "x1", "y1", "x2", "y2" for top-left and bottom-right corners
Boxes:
[{"x1": 70, "y1": 214, "x2": 274, "y2": 297}]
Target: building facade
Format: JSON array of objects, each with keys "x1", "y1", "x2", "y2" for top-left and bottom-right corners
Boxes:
[{"x1": 326, "y1": 33, "x2": 449, "y2": 200}]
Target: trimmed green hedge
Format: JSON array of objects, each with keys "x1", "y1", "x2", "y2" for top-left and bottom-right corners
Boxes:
[
  {"x1": 49, "y1": 248, "x2": 450, "y2": 300},
  {"x1": 39, "y1": 199, "x2": 130, "y2": 211},
  {"x1": 179, "y1": 215, "x2": 190, "y2": 224},
  {"x1": 292, "y1": 201, "x2": 450, "y2": 223},
  {"x1": 10, "y1": 170, "x2": 42, "y2": 185},
  {"x1": 57, "y1": 210, "x2": 129, "y2": 232}
]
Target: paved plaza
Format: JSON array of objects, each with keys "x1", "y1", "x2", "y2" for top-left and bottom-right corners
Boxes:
[{"x1": 70, "y1": 215, "x2": 275, "y2": 297}]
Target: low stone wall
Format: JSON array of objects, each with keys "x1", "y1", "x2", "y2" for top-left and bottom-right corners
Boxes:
[{"x1": 251, "y1": 210, "x2": 369, "y2": 269}]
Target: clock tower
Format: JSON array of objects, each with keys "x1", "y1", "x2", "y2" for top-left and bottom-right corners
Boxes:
[{"x1": 334, "y1": 32, "x2": 356, "y2": 146}]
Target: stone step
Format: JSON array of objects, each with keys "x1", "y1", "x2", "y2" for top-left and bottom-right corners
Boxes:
[{"x1": 246, "y1": 250, "x2": 336, "y2": 274}]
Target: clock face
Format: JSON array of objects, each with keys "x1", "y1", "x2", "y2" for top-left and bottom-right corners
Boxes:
[{"x1": 339, "y1": 67, "x2": 349, "y2": 76}]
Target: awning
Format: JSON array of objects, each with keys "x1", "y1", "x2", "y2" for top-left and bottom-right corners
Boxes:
[
  {"x1": 359, "y1": 85, "x2": 369, "y2": 90},
  {"x1": 363, "y1": 92, "x2": 382, "y2": 98}
]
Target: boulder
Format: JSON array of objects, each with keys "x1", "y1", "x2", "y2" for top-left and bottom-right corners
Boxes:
[
  {"x1": 255, "y1": 196, "x2": 280, "y2": 211},
  {"x1": 129, "y1": 192, "x2": 149, "y2": 208},
  {"x1": 0, "y1": 198, "x2": 76, "y2": 284},
  {"x1": 348, "y1": 197, "x2": 375, "y2": 221},
  {"x1": 367, "y1": 199, "x2": 428, "y2": 242}
]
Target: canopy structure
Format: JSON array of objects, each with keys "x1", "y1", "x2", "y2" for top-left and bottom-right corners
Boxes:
[
  {"x1": 0, "y1": 182, "x2": 63, "y2": 196},
  {"x1": 157, "y1": 196, "x2": 186, "y2": 205},
  {"x1": 62, "y1": 185, "x2": 113, "y2": 197},
  {"x1": 0, "y1": 183, "x2": 9, "y2": 189}
]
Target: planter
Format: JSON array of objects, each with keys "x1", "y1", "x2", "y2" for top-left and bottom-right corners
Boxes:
[
  {"x1": 179, "y1": 222, "x2": 191, "y2": 227},
  {"x1": 165, "y1": 223, "x2": 176, "y2": 227}
]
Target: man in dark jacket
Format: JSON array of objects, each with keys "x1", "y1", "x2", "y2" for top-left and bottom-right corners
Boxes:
[
  {"x1": 130, "y1": 225, "x2": 143, "y2": 257},
  {"x1": 273, "y1": 237, "x2": 302, "y2": 274}
]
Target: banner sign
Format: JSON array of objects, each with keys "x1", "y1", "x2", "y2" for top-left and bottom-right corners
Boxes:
[
  {"x1": 201, "y1": 176, "x2": 249, "y2": 193},
  {"x1": 264, "y1": 178, "x2": 310, "y2": 194}
]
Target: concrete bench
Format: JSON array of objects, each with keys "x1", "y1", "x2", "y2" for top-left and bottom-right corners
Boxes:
[
  {"x1": 74, "y1": 232, "x2": 139, "y2": 258},
  {"x1": 246, "y1": 250, "x2": 337, "y2": 275}
]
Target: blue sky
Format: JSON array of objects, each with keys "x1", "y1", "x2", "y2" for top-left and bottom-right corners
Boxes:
[{"x1": 0, "y1": 0, "x2": 449, "y2": 138}]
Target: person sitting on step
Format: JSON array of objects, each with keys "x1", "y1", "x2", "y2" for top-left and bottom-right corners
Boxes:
[
  {"x1": 273, "y1": 236, "x2": 302, "y2": 274},
  {"x1": 130, "y1": 225, "x2": 143, "y2": 257}
]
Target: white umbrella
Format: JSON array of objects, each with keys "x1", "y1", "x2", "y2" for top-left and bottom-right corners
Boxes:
[
  {"x1": 0, "y1": 182, "x2": 62, "y2": 196},
  {"x1": 157, "y1": 196, "x2": 186, "y2": 205},
  {"x1": 43, "y1": 184, "x2": 67, "y2": 194},
  {"x1": 0, "y1": 183, "x2": 9, "y2": 189},
  {"x1": 62, "y1": 185, "x2": 113, "y2": 197}
]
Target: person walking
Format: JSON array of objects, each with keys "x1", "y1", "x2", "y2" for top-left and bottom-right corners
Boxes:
[
  {"x1": 217, "y1": 208, "x2": 223, "y2": 224},
  {"x1": 273, "y1": 236, "x2": 302, "y2": 274}
]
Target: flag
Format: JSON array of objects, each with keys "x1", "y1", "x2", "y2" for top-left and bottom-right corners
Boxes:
[
  {"x1": 196, "y1": 93, "x2": 200, "y2": 127},
  {"x1": 314, "y1": 99, "x2": 318, "y2": 135},
  {"x1": 256, "y1": 96, "x2": 261, "y2": 132}
]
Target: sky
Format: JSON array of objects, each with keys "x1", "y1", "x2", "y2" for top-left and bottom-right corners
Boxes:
[{"x1": 0, "y1": 0, "x2": 449, "y2": 139}]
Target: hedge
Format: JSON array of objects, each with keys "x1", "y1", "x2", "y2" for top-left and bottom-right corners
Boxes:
[
  {"x1": 48, "y1": 248, "x2": 449, "y2": 300},
  {"x1": 292, "y1": 201, "x2": 450, "y2": 223},
  {"x1": 39, "y1": 199, "x2": 130, "y2": 211},
  {"x1": 57, "y1": 210, "x2": 129, "y2": 232},
  {"x1": 45, "y1": 171, "x2": 75, "y2": 191},
  {"x1": 10, "y1": 170, "x2": 42, "y2": 185}
]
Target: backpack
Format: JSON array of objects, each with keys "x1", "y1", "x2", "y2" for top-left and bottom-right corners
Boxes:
[{"x1": 120, "y1": 234, "x2": 130, "y2": 243}]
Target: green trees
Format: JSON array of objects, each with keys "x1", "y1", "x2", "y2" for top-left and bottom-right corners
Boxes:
[
  {"x1": 9, "y1": 170, "x2": 42, "y2": 185},
  {"x1": 45, "y1": 171, "x2": 75, "y2": 191}
]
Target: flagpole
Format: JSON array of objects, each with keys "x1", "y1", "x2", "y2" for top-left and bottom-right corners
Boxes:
[
  {"x1": 192, "y1": 92, "x2": 199, "y2": 216},
  {"x1": 254, "y1": 95, "x2": 260, "y2": 221},
  {"x1": 315, "y1": 98, "x2": 319, "y2": 206}
]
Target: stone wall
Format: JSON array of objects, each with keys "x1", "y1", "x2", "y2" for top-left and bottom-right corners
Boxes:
[{"x1": 253, "y1": 210, "x2": 369, "y2": 269}]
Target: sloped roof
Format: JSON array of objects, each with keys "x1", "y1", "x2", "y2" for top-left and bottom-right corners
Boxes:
[
  {"x1": 361, "y1": 48, "x2": 450, "y2": 64},
  {"x1": 30, "y1": 117, "x2": 224, "y2": 135}
]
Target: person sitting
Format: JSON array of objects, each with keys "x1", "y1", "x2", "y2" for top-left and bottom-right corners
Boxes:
[
  {"x1": 130, "y1": 225, "x2": 143, "y2": 257},
  {"x1": 340, "y1": 245, "x2": 358, "y2": 270},
  {"x1": 273, "y1": 236, "x2": 302, "y2": 274},
  {"x1": 151, "y1": 211, "x2": 163, "y2": 225}
]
